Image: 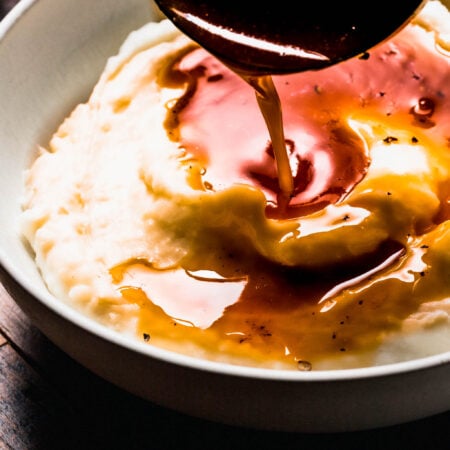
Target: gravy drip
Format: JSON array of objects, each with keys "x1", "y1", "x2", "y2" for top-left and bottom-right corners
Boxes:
[{"x1": 244, "y1": 74, "x2": 294, "y2": 205}]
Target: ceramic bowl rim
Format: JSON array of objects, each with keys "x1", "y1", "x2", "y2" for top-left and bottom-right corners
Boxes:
[{"x1": 1, "y1": 0, "x2": 450, "y2": 386}]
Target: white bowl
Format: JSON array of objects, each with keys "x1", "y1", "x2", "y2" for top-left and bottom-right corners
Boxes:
[{"x1": 1, "y1": 0, "x2": 450, "y2": 433}]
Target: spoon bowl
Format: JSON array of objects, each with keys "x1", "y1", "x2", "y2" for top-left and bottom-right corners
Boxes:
[{"x1": 153, "y1": 0, "x2": 427, "y2": 75}]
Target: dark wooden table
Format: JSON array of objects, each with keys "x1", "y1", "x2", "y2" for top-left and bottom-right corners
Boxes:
[{"x1": 1, "y1": 1, "x2": 450, "y2": 449}]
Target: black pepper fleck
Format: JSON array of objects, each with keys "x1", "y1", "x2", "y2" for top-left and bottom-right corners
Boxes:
[
  {"x1": 143, "y1": 333, "x2": 151, "y2": 342},
  {"x1": 207, "y1": 74, "x2": 223, "y2": 82}
]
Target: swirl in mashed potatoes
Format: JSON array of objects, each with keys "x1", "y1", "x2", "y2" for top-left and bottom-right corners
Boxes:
[{"x1": 22, "y1": 1, "x2": 450, "y2": 369}]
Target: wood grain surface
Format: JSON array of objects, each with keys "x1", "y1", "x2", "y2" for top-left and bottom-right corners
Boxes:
[{"x1": 1, "y1": 1, "x2": 450, "y2": 449}]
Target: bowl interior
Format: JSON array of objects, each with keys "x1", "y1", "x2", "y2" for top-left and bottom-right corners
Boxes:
[{"x1": 2, "y1": 0, "x2": 450, "y2": 380}]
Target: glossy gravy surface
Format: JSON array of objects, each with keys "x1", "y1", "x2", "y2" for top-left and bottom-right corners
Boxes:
[{"x1": 114, "y1": 22, "x2": 450, "y2": 369}]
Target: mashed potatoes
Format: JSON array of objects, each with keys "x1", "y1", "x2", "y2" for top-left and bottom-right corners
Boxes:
[{"x1": 21, "y1": 1, "x2": 450, "y2": 370}]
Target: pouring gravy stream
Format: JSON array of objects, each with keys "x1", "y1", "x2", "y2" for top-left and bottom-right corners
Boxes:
[{"x1": 153, "y1": 0, "x2": 426, "y2": 205}]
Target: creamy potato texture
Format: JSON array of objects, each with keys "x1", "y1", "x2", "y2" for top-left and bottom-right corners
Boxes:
[{"x1": 22, "y1": 1, "x2": 450, "y2": 370}]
